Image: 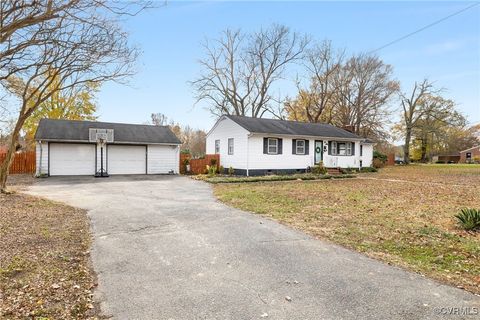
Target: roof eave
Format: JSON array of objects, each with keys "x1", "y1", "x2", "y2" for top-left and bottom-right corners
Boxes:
[
  {"x1": 459, "y1": 145, "x2": 480, "y2": 153},
  {"x1": 207, "y1": 115, "x2": 251, "y2": 137},
  {"x1": 206, "y1": 115, "x2": 228, "y2": 138},
  {"x1": 35, "y1": 138, "x2": 181, "y2": 145},
  {"x1": 248, "y1": 132, "x2": 365, "y2": 141}
]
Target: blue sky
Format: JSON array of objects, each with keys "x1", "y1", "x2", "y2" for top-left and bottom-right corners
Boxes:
[{"x1": 97, "y1": 1, "x2": 480, "y2": 131}]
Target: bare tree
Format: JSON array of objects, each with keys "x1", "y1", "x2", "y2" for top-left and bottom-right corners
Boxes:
[
  {"x1": 400, "y1": 79, "x2": 438, "y2": 164},
  {"x1": 284, "y1": 40, "x2": 343, "y2": 122},
  {"x1": 0, "y1": 1, "x2": 150, "y2": 82},
  {"x1": 283, "y1": 50, "x2": 397, "y2": 140},
  {"x1": 181, "y1": 126, "x2": 206, "y2": 157},
  {"x1": 331, "y1": 54, "x2": 399, "y2": 138},
  {"x1": 192, "y1": 24, "x2": 309, "y2": 118},
  {"x1": 0, "y1": 1, "x2": 150, "y2": 192},
  {"x1": 151, "y1": 112, "x2": 169, "y2": 126},
  {"x1": 149, "y1": 113, "x2": 206, "y2": 157}
]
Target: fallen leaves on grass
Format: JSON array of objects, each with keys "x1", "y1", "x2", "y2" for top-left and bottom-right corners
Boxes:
[
  {"x1": 0, "y1": 189, "x2": 98, "y2": 319},
  {"x1": 364, "y1": 164, "x2": 480, "y2": 186},
  {"x1": 214, "y1": 165, "x2": 480, "y2": 294}
]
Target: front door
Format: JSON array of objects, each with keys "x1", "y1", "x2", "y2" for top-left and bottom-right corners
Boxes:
[{"x1": 315, "y1": 140, "x2": 323, "y2": 164}]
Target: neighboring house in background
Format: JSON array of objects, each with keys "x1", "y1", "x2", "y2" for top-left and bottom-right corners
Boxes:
[
  {"x1": 459, "y1": 145, "x2": 480, "y2": 163},
  {"x1": 0, "y1": 139, "x2": 28, "y2": 153},
  {"x1": 432, "y1": 154, "x2": 461, "y2": 163},
  {"x1": 206, "y1": 115, "x2": 374, "y2": 176},
  {"x1": 35, "y1": 119, "x2": 181, "y2": 176}
]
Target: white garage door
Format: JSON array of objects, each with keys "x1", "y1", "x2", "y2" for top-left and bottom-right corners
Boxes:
[
  {"x1": 147, "y1": 145, "x2": 178, "y2": 174},
  {"x1": 108, "y1": 145, "x2": 146, "y2": 175},
  {"x1": 50, "y1": 143, "x2": 95, "y2": 176}
]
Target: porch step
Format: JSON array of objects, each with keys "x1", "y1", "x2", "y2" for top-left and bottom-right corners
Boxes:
[{"x1": 327, "y1": 168, "x2": 342, "y2": 175}]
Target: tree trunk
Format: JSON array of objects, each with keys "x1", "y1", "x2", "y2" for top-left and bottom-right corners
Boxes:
[
  {"x1": 420, "y1": 137, "x2": 428, "y2": 163},
  {"x1": 0, "y1": 115, "x2": 26, "y2": 193},
  {"x1": 404, "y1": 128, "x2": 411, "y2": 164}
]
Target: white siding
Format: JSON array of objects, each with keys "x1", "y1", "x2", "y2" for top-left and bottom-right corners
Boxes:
[
  {"x1": 247, "y1": 135, "x2": 315, "y2": 170},
  {"x1": 323, "y1": 141, "x2": 361, "y2": 168},
  {"x1": 360, "y1": 144, "x2": 373, "y2": 167},
  {"x1": 206, "y1": 117, "x2": 249, "y2": 170},
  {"x1": 147, "y1": 145, "x2": 179, "y2": 174},
  {"x1": 323, "y1": 154, "x2": 358, "y2": 168},
  {"x1": 249, "y1": 137, "x2": 365, "y2": 170},
  {"x1": 35, "y1": 142, "x2": 49, "y2": 176}
]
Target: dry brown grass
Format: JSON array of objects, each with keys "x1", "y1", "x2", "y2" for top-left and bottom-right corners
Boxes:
[
  {"x1": 366, "y1": 163, "x2": 480, "y2": 185},
  {"x1": 0, "y1": 175, "x2": 98, "y2": 319},
  {"x1": 214, "y1": 165, "x2": 480, "y2": 294}
]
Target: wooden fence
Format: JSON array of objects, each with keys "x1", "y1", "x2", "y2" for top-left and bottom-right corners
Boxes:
[
  {"x1": 0, "y1": 151, "x2": 36, "y2": 174},
  {"x1": 180, "y1": 154, "x2": 220, "y2": 175}
]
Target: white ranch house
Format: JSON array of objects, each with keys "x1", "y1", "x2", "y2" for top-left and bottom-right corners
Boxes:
[{"x1": 206, "y1": 115, "x2": 374, "y2": 176}]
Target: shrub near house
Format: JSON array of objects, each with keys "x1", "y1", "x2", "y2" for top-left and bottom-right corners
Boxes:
[{"x1": 372, "y1": 150, "x2": 387, "y2": 168}]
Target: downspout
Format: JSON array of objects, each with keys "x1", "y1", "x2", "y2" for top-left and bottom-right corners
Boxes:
[
  {"x1": 176, "y1": 145, "x2": 180, "y2": 174},
  {"x1": 246, "y1": 133, "x2": 252, "y2": 176},
  {"x1": 38, "y1": 141, "x2": 42, "y2": 176}
]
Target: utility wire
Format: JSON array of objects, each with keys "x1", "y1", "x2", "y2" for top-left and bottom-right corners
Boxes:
[{"x1": 369, "y1": 2, "x2": 480, "y2": 53}]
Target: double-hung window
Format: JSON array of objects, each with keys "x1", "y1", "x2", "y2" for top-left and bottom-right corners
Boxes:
[
  {"x1": 215, "y1": 140, "x2": 220, "y2": 154},
  {"x1": 331, "y1": 141, "x2": 353, "y2": 156},
  {"x1": 268, "y1": 138, "x2": 278, "y2": 154},
  {"x1": 296, "y1": 140, "x2": 305, "y2": 154},
  {"x1": 338, "y1": 142, "x2": 347, "y2": 155},
  {"x1": 228, "y1": 138, "x2": 234, "y2": 155},
  {"x1": 346, "y1": 142, "x2": 352, "y2": 156}
]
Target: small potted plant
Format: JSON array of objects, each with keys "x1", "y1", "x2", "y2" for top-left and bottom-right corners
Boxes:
[{"x1": 183, "y1": 158, "x2": 190, "y2": 173}]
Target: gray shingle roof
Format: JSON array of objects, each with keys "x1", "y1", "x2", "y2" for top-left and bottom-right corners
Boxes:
[
  {"x1": 34, "y1": 119, "x2": 181, "y2": 144},
  {"x1": 225, "y1": 115, "x2": 363, "y2": 140}
]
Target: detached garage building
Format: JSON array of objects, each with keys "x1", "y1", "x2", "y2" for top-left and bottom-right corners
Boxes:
[{"x1": 34, "y1": 119, "x2": 181, "y2": 176}]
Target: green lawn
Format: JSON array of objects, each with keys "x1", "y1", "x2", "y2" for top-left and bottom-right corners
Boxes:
[{"x1": 213, "y1": 164, "x2": 480, "y2": 294}]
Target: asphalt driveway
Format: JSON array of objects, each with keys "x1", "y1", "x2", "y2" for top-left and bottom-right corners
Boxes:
[{"x1": 27, "y1": 176, "x2": 479, "y2": 319}]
